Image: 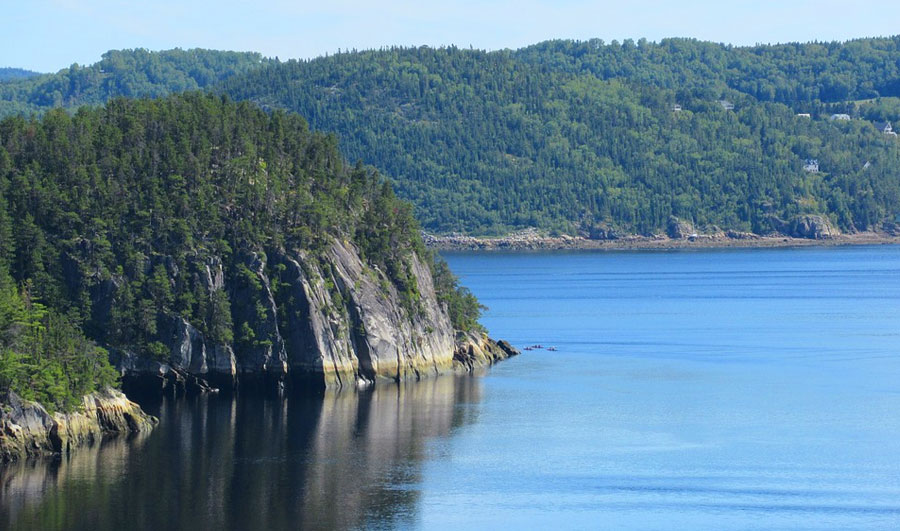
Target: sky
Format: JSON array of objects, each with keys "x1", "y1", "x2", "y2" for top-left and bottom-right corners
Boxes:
[{"x1": 3, "y1": 0, "x2": 899, "y2": 73}]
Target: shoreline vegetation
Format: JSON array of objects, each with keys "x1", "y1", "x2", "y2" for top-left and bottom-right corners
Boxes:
[{"x1": 424, "y1": 229, "x2": 900, "y2": 251}]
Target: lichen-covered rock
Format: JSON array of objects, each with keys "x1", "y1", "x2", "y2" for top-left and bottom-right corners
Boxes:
[{"x1": 0, "y1": 389, "x2": 156, "y2": 462}]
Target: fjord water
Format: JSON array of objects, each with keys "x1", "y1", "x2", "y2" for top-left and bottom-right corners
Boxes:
[{"x1": 3, "y1": 246, "x2": 900, "y2": 529}]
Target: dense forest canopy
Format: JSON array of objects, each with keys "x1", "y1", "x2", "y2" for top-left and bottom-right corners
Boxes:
[
  {"x1": 4, "y1": 40, "x2": 900, "y2": 235},
  {"x1": 0, "y1": 93, "x2": 481, "y2": 407}
]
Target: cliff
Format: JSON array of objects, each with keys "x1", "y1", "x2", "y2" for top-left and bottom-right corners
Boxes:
[
  {"x1": 112, "y1": 240, "x2": 518, "y2": 394},
  {"x1": 0, "y1": 94, "x2": 517, "y2": 403},
  {"x1": 0, "y1": 389, "x2": 156, "y2": 461}
]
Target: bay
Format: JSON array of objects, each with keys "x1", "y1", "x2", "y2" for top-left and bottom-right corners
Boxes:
[{"x1": 2, "y1": 245, "x2": 900, "y2": 529}]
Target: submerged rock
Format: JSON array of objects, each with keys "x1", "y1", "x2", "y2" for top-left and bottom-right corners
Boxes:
[{"x1": 0, "y1": 389, "x2": 156, "y2": 462}]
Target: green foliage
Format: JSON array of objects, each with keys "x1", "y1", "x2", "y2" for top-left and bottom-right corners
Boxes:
[
  {"x1": 429, "y1": 254, "x2": 484, "y2": 333},
  {"x1": 0, "y1": 267, "x2": 117, "y2": 412},
  {"x1": 9, "y1": 42, "x2": 900, "y2": 236}
]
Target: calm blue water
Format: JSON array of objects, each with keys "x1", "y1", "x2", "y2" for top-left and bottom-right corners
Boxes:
[
  {"x1": 2, "y1": 246, "x2": 900, "y2": 530},
  {"x1": 429, "y1": 246, "x2": 900, "y2": 529}
]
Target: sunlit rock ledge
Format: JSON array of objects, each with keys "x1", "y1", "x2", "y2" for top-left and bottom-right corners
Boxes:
[{"x1": 0, "y1": 389, "x2": 156, "y2": 462}]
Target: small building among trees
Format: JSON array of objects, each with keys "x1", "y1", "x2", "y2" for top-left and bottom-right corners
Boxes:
[
  {"x1": 803, "y1": 159, "x2": 819, "y2": 172},
  {"x1": 874, "y1": 121, "x2": 897, "y2": 136}
]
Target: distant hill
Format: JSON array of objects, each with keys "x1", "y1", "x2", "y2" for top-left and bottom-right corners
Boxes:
[
  {"x1": 0, "y1": 67, "x2": 41, "y2": 82},
  {"x1": 219, "y1": 41, "x2": 900, "y2": 235},
  {"x1": 4, "y1": 40, "x2": 900, "y2": 236},
  {"x1": 514, "y1": 37, "x2": 900, "y2": 108},
  {"x1": 0, "y1": 48, "x2": 270, "y2": 118}
]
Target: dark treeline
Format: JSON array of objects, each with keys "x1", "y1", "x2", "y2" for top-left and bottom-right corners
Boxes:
[
  {"x1": 0, "y1": 68, "x2": 42, "y2": 82},
  {"x1": 0, "y1": 93, "x2": 481, "y2": 408}
]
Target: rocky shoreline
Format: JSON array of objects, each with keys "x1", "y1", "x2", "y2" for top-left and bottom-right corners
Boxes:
[
  {"x1": 0, "y1": 332, "x2": 518, "y2": 462},
  {"x1": 0, "y1": 389, "x2": 157, "y2": 462},
  {"x1": 424, "y1": 227, "x2": 900, "y2": 252},
  {"x1": 115, "y1": 331, "x2": 519, "y2": 397}
]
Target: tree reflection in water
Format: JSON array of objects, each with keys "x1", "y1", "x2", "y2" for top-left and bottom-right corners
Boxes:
[{"x1": 1, "y1": 373, "x2": 485, "y2": 531}]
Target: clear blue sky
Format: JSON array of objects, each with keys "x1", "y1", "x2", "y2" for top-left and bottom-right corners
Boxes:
[{"x1": 4, "y1": 0, "x2": 899, "y2": 73}]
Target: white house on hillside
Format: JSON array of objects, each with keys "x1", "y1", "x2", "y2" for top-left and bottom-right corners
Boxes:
[{"x1": 874, "y1": 121, "x2": 897, "y2": 136}]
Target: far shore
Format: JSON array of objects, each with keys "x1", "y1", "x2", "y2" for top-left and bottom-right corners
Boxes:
[{"x1": 424, "y1": 231, "x2": 900, "y2": 252}]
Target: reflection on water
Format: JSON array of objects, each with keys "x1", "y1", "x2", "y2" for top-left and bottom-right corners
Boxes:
[
  {"x1": 1, "y1": 431, "x2": 151, "y2": 528},
  {"x1": 0, "y1": 373, "x2": 484, "y2": 531}
]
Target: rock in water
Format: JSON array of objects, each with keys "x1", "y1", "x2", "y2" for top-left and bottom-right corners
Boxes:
[
  {"x1": 0, "y1": 389, "x2": 157, "y2": 462},
  {"x1": 452, "y1": 332, "x2": 521, "y2": 371}
]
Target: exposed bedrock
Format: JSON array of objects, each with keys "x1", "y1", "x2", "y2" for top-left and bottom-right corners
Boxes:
[
  {"x1": 0, "y1": 389, "x2": 156, "y2": 461},
  {"x1": 106, "y1": 240, "x2": 517, "y2": 394}
]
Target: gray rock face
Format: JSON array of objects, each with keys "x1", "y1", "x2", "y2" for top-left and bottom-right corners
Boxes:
[
  {"x1": 230, "y1": 252, "x2": 288, "y2": 376},
  {"x1": 789, "y1": 215, "x2": 838, "y2": 239},
  {"x1": 587, "y1": 223, "x2": 621, "y2": 240},
  {"x1": 769, "y1": 214, "x2": 839, "y2": 239},
  {"x1": 667, "y1": 216, "x2": 694, "y2": 239},
  {"x1": 106, "y1": 240, "x2": 514, "y2": 392},
  {"x1": 159, "y1": 314, "x2": 208, "y2": 374}
]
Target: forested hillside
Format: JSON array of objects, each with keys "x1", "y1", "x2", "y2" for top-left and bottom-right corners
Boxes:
[
  {"x1": 515, "y1": 37, "x2": 900, "y2": 109},
  {"x1": 221, "y1": 44, "x2": 900, "y2": 235},
  {"x1": 0, "y1": 48, "x2": 268, "y2": 118},
  {"x1": 0, "y1": 68, "x2": 41, "y2": 82},
  {"x1": 0, "y1": 93, "x2": 481, "y2": 402},
  {"x1": 5, "y1": 41, "x2": 900, "y2": 236}
]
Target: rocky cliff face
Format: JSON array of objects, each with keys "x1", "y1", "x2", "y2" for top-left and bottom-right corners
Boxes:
[
  {"x1": 0, "y1": 389, "x2": 156, "y2": 461},
  {"x1": 111, "y1": 240, "x2": 517, "y2": 394},
  {"x1": 769, "y1": 214, "x2": 839, "y2": 239}
]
